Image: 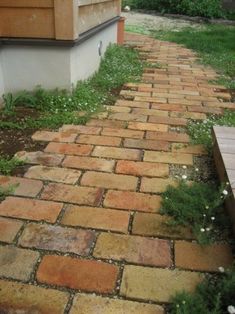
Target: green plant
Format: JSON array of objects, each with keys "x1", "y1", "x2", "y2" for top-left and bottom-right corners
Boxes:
[
  {"x1": 170, "y1": 267, "x2": 235, "y2": 314},
  {"x1": 160, "y1": 181, "x2": 229, "y2": 244},
  {"x1": 0, "y1": 156, "x2": 25, "y2": 175},
  {"x1": 0, "y1": 184, "x2": 18, "y2": 202},
  {"x1": 2, "y1": 91, "x2": 37, "y2": 113}
]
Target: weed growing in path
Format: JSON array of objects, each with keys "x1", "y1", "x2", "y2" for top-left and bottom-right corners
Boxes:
[{"x1": 0, "y1": 156, "x2": 25, "y2": 175}]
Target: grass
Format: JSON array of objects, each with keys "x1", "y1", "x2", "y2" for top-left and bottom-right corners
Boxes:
[
  {"x1": 0, "y1": 184, "x2": 18, "y2": 202},
  {"x1": 0, "y1": 44, "x2": 144, "y2": 130},
  {"x1": 0, "y1": 156, "x2": 25, "y2": 175}
]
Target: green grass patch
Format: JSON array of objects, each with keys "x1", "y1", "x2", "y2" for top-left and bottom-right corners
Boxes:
[
  {"x1": 170, "y1": 267, "x2": 235, "y2": 314},
  {"x1": 0, "y1": 184, "x2": 18, "y2": 202},
  {"x1": 160, "y1": 181, "x2": 229, "y2": 245},
  {"x1": 0, "y1": 156, "x2": 25, "y2": 175}
]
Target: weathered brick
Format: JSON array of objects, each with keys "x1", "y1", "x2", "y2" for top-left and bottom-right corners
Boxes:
[
  {"x1": 25, "y1": 165, "x2": 81, "y2": 184},
  {"x1": 105, "y1": 105, "x2": 131, "y2": 113},
  {"x1": 0, "y1": 245, "x2": 39, "y2": 280},
  {"x1": 81, "y1": 171, "x2": 138, "y2": 191},
  {"x1": 60, "y1": 124, "x2": 101, "y2": 135},
  {"x1": 144, "y1": 151, "x2": 193, "y2": 165},
  {"x1": 41, "y1": 183, "x2": 104, "y2": 206},
  {"x1": 132, "y1": 108, "x2": 169, "y2": 117},
  {"x1": 120, "y1": 266, "x2": 202, "y2": 302},
  {"x1": 94, "y1": 233, "x2": 171, "y2": 267},
  {"x1": 62, "y1": 156, "x2": 115, "y2": 172},
  {"x1": 146, "y1": 131, "x2": 190, "y2": 143},
  {"x1": 120, "y1": 90, "x2": 151, "y2": 98},
  {"x1": 101, "y1": 127, "x2": 144, "y2": 139},
  {"x1": 135, "y1": 96, "x2": 167, "y2": 103},
  {"x1": 187, "y1": 105, "x2": 223, "y2": 115},
  {"x1": 116, "y1": 160, "x2": 169, "y2": 177},
  {"x1": 128, "y1": 122, "x2": 168, "y2": 132},
  {"x1": 151, "y1": 103, "x2": 186, "y2": 112},
  {"x1": 0, "y1": 217, "x2": 23, "y2": 243},
  {"x1": 15, "y1": 151, "x2": 64, "y2": 166},
  {"x1": 175, "y1": 241, "x2": 234, "y2": 272},
  {"x1": 0, "y1": 280, "x2": 69, "y2": 314},
  {"x1": 32, "y1": 130, "x2": 77, "y2": 142},
  {"x1": 76, "y1": 134, "x2": 122, "y2": 147},
  {"x1": 44, "y1": 142, "x2": 93, "y2": 156},
  {"x1": 132, "y1": 212, "x2": 193, "y2": 239},
  {"x1": 171, "y1": 143, "x2": 207, "y2": 155},
  {"x1": 141, "y1": 177, "x2": 178, "y2": 193},
  {"x1": 0, "y1": 197, "x2": 63, "y2": 222},
  {"x1": 92, "y1": 146, "x2": 141, "y2": 161},
  {"x1": 0, "y1": 176, "x2": 43, "y2": 197},
  {"x1": 86, "y1": 119, "x2": 126, "y2": 129},
  {"x1": 124, "y1": 138, "x2": 169, "y2": 151},
  {"x1": 104, "y1": 190, "x2": 161, "y2": 213},
  {"x1": 61, "y1": 205, "x2": 130, "y2": 233},
  {"x1": 115, "y1": 99, "x2": 150, "y2": 108},
  {"x1": 37, "y1": 255, "x2": 119, "y2": 293},
  {"x1": 170, "y1": 111, "x2": 206, "y2": 120},
  {"x1": 148, "y1": 115, "x2": 187, "y2": 126},
  {"x1": 19, "y1": 223, "x2": 95, "y2": 255},
  {"x1": 108, "y1": 113, "x2": 147, "y2": 122},
  {"x1": 70, "y1": 293, "x2": 164, "y2": 314}
]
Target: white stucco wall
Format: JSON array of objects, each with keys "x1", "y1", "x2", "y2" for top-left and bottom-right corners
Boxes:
[{"x1": 0, "y1": 50, "x2": 5, "y2": 106}]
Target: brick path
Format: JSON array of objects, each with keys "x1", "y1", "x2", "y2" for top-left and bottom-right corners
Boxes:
[{"x1": 0, "y1": 32, "x2": 234, "y2": 313}]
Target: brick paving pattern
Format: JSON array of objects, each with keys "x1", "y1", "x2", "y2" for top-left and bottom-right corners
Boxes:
[{"x1": 0, "y1": 32, "x2": 234, "y2": 313}]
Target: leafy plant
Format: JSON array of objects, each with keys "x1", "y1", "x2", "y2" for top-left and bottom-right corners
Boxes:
[
  {"x1": 0, "y1": 156, "x2": 25, "y2": 175},
  {"x1": 160, "y1": 181, "x2": 229, "y2": 244},
  {"x1": 2, "y1": 91, "x2": 37, "y2": 113}
]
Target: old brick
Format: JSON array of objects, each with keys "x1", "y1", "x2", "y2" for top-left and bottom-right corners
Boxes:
[
  {"x1": 175, "y1": 241, "x2": 234, "y2": 272},
  {"x1": 44, "y1": 142, "x2": 93, "y2": 156},
  {"x1": 108, "y1": 113, "x2": 147, "y2": 122},
  {"x1": 0, "y1": 176, "x2": 43, "y2": 197},
  {"x1": 148, "y1": 115, "x2": 187, "y2": 126},
  {"x1": 146, "y1": 131, "x2": 190, "y2": 143},
  {"x1": 92, "y1": 146, "x2": 141, "y2": 161},
  {"x1": 70, "y1": 293, "x2": 164, "y2": 314},
  {"x1": 60, "y1": 124, "x2": 101, "y2": 135},
  {"x1": 25, "y1": 166, "x2": 81, "y2": 184},
  {"x1": 128, "y1": 122, "x2": 168, "y2": 132},
  {"x1": 171, "y1": 143, "x2": 207, "y2": 155},
  {"x1": 101, "y1": 127, "x2": 144, "y2": 139},
  {"x1": 19, "y1": 223, "x2": 95, "y2": 255},
  {"x1": 0, "y1": 217, "x2": 23, "y2": 243},
  {"x1": 61, "y1": 205, "x2": 130, "y2": 233},
  {"x1": 0, "y1": 245, "x2": 39, "y2": 280},
  {"x1": 116, "y1": 160, "x2": 169, "y2": 177},
  {"x1": 32, "y1": 130, "x2": 77, "y2": 143},
  {"x1": 170, "y1": 111, "x2": 206, "y2": 120},
  {"x1": 115, "y1": 99, "x2": 150, "y2": 108},
  {"x1": 86, "y1": 119, "x2": 126, "y2": 129},
  {"x1": 105, "y1": 105, "x2": 131, "y2": 113},
  {"x1": 124, "y1": 138, "x2": 169, "y2": 151},
  {"x1": 37, "y1": 255, "x2": 119, "y2": 293},
  {"x1": 94, "y1": 233, "x2": 171, "y2": 267},
  {"x1": 140, "y1": 177, "x2": 178, "y2": 193},
  {"x1": 76, "y1": 135, "x2": 121, "y2": 147},
  {"x1": 132, "y1": 212, "x2": 193, "y2": 239},
  {"x1": 0, "y1": 280, "x2": 69, "y2": 314},
  {"x1": 41, "y1": 183, "x2": 104, "y2": 206},
  {"x1": 151, "y1": 103, "x2": 186, "y2": 112},
  {"x1": 81, "y1": 171, "x2": 138, "y2": 191},
  {"x1": 104, "y1": 190, "x2": 161, "y2": 213},
  {"x1": 0, "y1": 197, "x2": 63, "y2": 222},
  {"x1": 144, "y1": 151, "x2": 193, "y2": 165},
  {"x1": 132, "y1": 108, "x2": 169, "y2": 117},
  {"x1": 120, "y1": 266, "x2": 202, "y2": 302},
  {"x1": 62, "y1": 156, "x2": 115, "y2": 172},
  {"x1": 15, "y1": 151, "x2": 64, "y2": 166}
]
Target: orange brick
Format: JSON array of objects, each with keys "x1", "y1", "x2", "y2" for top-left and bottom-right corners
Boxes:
[
  {"x1": 170, "y1": 111, "x2": 206, "y2": 120},
  {"x1": 128, "y1": 122, "x2": 168, "y2": 132},
  {"x1": 146, "y1": 131, "x2": 189, "y2": 143},
  {"x1": 148, "y1": 116, "x2": 187, "y2": 126},
  {"x1": 0, "y1": 217, "x2": 23, "y2": 243},
  {"x1": 41, "y1": 183, "x2": 104, "y2": 206},
  {"x1": 62, "y1": 156, "x2": 115, "y2": 172},
  {"x1": 0, "y1": 176, "x2": 43, "y2": 197},
  {"x1": 60, "y1": 124, "x2": 101, "y2": 135},
  {"x1": 115, "y1": 99, "x2": 150, "y2": 108},
  {"x1": 187, "y1": 105, "x2": 222, "y2": 115},
  {"x1": 141, "y1": 177, "x2": 178, "y2": 193},
  {"x1": 61, "y1": 205, "x2": 130, "y2": 233},
  {"x1": 37, "y1": 255, "x2": 119, "y2": 293},
  {"x1": 171, "y1": 143, "x2": 207, "y2": 155},
  {"x1": 151, "y1": 104, "x2": 186, "y2": 112},
  {"x1": 106, "y1": 105, "x2": 131, "y2": 113},
  {"x1": 104, "y1": 190, "x2": 161, "y2": 213},
  {"x1": 0, "y1": 197, "x2": 63, "y2": 222},
  {"x1": 108, "y1": 113, "x2": 147, "y2": 122},
  {"x1": 92, "y1": 146, "x2": 141, "y2": 161},
  {"x1": 94, "y1": 233, "x2": 171, "y2": 267},
  {"x1": 32, "y1": 130, "x2": 77, "y2": 143},
  {"x1": 116, "y1": 160, "x2": 169, "y2": 177},
  {"x1": 144, "y1": 151, "x2": 193, "y2": 165},
  {"x1": 81, "y1": 171, "x2": 138, "y2": 191},
  {"x1": 132, "y1": 108, "x2": 169, "y2": 117},
  {"x1": 44, "y1": 142, "x2": 93, "y2": 156},
  {"x1": 123, "y1": 138, "x2": 169, "y2": 151},
  {"x1": 86, "y1": 119, "x2": 126, "y2": 129},
  {"x1": 76, "y1": 135, "x2": 122, "y2": 147},
  {"x1": 101, "y1": 127, "x2": 144, "y2": 139},
  {"x1": 15, "y1": 151, "x2": 64, "y2": 167}
]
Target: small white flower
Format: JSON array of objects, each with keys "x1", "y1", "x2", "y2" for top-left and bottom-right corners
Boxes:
[
  {"x1": 200, "y1": 228, "x2": 205, "y2": 232},
  {"x1": 226, "y1": 182, "x2": 230, "y2": 186},
  {"x1": 211, "y1": 216, "x2": 215, "y2": 221},
  {"x1": 227, "y1": 305, "x2": 235, "y2": 314},
  {"x1": 205, "y1": 206, "x2": 209, "y2": 209},
  {"x1": 195, "y1": 168, "x2": 199, "y2": 172},
  {"x1": 203, "y1": 214, "x2": 206, "y2": 217},
  {"x1": 182, "y1": 165, "x2": 187, "y2": 169},
  {"x1": 182, "y1": 300, "x2": 186, "y2": 304},
  {"x1": 206, "y1": 228, "x2": 210, "y2": 232},
  {"x1": 222, "y1": 190, "x2": 228, "y2": 196},
  {"x1": 182, "y1": 175, "x2": 187, "y2": 180},
  {"x1": 176, "y1": 304, "x2": 180, "y2": 308},
  {"x1": 218, "y1": 266, "x2": 225, "y2": 273}
]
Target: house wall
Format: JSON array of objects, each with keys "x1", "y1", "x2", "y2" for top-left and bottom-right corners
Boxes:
[{"x1": 0, "y1": 51, "x2": 5, "y2": 106}]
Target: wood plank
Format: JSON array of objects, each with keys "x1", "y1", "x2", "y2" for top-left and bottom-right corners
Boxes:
[
  {"x1": 0, "y1": 0, "x2": 53, "y2": 8},
  {"x1": 217, "y1": 138, "x2": 235, "y2": 154},
  {"x1": 227, "y1": 170, "x2": 235, "y2": 188},
  {"x1": 214, "y1": 126, "x2": 235, "y2": 140},
  {"x1": 222, "y1": 153, "x2": 235, "y2": 170}
]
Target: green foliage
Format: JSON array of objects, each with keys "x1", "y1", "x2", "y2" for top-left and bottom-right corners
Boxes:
[
  {"x1": 170, "y1": 268, "x2": 235, "y2": 314},
  {"x1": 0, "y1": 156, "x2": 25, "y2": 175},
  {"x1": 0, "y1": 184, "x2": 18, "y2": 202},
  {"x1": 160, "y1": 181, "x2": 229, "y2": 244},
  {"x1": 188, "y1": 110, "x2": 235, "y2": 151},
  {"x1": 2, "y1": 91, "x2": 37, "y2": 113}
]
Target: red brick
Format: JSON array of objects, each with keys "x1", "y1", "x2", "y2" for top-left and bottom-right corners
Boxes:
[
  {"x1": 41, "y1": 183, "x2": 104, "y2": 206},
  {"x1": 19, "y1": 223, "x2": 95, "y2": 255},
  {"x1": 60, "y1": 124, "x2": 101, "y2": 135},
  {"x1": 151, "y1": 103, "x2": 186, "y2": 112},
  {"x1": 115, "y1": 99, "x2": 150, "y2": 108},
  {"x1": 32, "y1": 130, "x2": 77, "y2": 143},
  {"x1": 146, "y1": 131, "x2": 190, "y2": 143},
  {"x1": 101, "y1": 127, "x2": 144, "y2": 139},
  {"x1": 0, "y1": 197, "x2": 63, "y2": 222},
  {"x1": 132, "y1": 108, "x2": 169, "y2": 117},
  {"x1": 37, "y1": 255, "x2": 119, "y2": 293},
  {"x1": 76, "y1": 134, "x2": 121, "y2": 147},
  {"x1": 128, "y1": 122, "x2": 168, "y2": 132},
  {"x1": 81, "y1": 171, "x2": 138, "y2": 191},
  {"x1": 144, "y1": 151, "x2": 193, "y2": 165},
  {"x1": 108, "y1": 113, "x2": 147, "y2": 122},
  {"x1": 62, "y1": 156, "x2": 115, "y2": 172},
  {"x1": 61, "y1": 205, "x2": 130, "y2": 233},
  {"x1": 86, "y1": 119, "x2": 126, "y2": 129},
  {"x1": 148, "y1": 116, "x2": 187, "y2": 126},
  {"x1": 44, "y1": 142, "x2": 93, "y2": 156},
  {"x1": 0, "y1": 217, "x2": 23, "y2": 243},
  {"x1": 94, "y1": 233, "x2": 172, "y2": 267},
  {"x1": 0, "y1": 280, "x2": 69, "y2": 314},
  {"x1": 15, "y1": 151, "x2": 64, "y2": 166},
  {"x1": 141, "y1": 177, "x2": 178, "y2": 193},
  {"x1": 104, "y1": 190, "x2": 161, "y2": 213},
  {"x1": 0, "y1": 176, "x2": 43, "y2": 197},
  {"x1": 116, "y1": 160, "x2": 169, "y2": 177},
  {"x1": 123, "y1": 138, "x2": 169, "y2": 151},
  {"x1": 92, "y1": 146, "x2": 141, "y2": 161}
]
